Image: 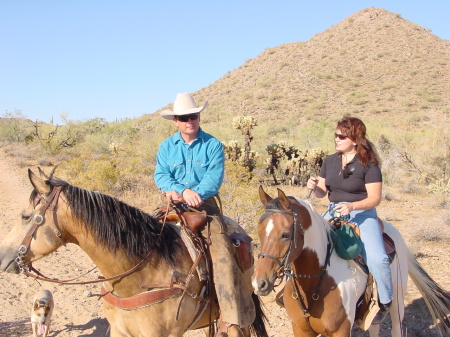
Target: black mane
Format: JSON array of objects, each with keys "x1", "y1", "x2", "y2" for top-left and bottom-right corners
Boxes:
[{"x1": 46, "y1": 178, "x2": 181, "y2": 266}]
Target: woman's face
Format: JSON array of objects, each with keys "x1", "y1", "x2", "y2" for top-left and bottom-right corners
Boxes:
[{"x1": 334, "y1": 129, "x2": 356, "y2": 153}]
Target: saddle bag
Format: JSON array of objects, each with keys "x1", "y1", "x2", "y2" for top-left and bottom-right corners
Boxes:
[
  {"x1": 229, "y1": 233, "x2": 254, "y2": 272},
  {"x1": 329, "y1": 219, "x2": 362, "y2": 260}
]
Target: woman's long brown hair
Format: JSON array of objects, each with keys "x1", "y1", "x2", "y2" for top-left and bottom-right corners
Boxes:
[{"x1": 336, "y1": 116, "x2": 380, "y2": 166}]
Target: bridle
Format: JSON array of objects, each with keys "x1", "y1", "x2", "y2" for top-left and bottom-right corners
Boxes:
[
  {"x1": 15, "y1": 185, "x2": 155, "y2": 285},
  {"x1": 257, "y1": 207, "x2": 306, "y2": 278},
  {"x1": 16, "y1": 186, "x2": 64, "y2": 273},
  {"x1": 257, "y1": 203, "x2": 333, "y2": 335}
]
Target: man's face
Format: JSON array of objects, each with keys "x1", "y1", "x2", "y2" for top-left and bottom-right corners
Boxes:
[{"x1": 173, "y1": 113, "x2": 200, "y2": 139}]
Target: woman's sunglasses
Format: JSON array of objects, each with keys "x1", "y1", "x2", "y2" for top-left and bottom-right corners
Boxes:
[
  {"x1": 335, "y1": 133, "x2": 348, "y2": 140},
  {"x1": 176, "y1": 114, "x2": 199, "y2": 122}
]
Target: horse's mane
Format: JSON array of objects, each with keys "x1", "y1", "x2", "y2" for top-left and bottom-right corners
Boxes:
[{"x1": 44, "y1": 178, "x2": 181, "y2": 266}]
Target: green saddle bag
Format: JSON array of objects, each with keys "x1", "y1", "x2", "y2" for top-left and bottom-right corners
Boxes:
[{"x1": 329, "y1": 218, "x2": 362, "y2": 260}]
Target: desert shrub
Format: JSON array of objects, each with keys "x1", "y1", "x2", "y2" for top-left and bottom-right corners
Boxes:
[
  {"x1": 0, "y1": 110, "x2": 34, "y2": 143},
  {"x1": 220, "y1": 160, "x2": 262, "y2": 236},
  {"x1": 62, "y1": 143, "x2": 152, "y2": 195},
  {"x1": 346, "y1": 91, "x2": 368, "y2": 105},
  {"x1": 427, "y1": 178, "x2": 450, "y2": 196}
]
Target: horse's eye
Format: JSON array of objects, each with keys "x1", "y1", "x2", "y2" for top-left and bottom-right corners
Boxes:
[
  {"x1": 281, "y1": 231, "x2": 290, "y2": 239},
  {"x1": 21, "y1": 211, "x2": 32, "y2": 222}
]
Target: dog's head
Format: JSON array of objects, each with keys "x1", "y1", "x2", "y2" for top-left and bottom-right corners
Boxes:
[{"x1": 31, "y1": 298, "x2": 53, "y2": 324}]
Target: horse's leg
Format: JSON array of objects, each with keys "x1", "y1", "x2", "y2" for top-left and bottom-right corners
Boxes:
[
  {"x1": 389, "y1": 296, "x2": 405, "y2": 337},
  {"x1": 291, "y1": 322, "x2": 313, "y2": 337}
]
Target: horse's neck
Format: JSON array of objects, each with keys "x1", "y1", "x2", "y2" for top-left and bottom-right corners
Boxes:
[
  {"x1": 296, "y1": 199, "x2": 330, "y2": 267},
  {"x1": 304, "y1": 224, "x2": 329, "y2": 266}
]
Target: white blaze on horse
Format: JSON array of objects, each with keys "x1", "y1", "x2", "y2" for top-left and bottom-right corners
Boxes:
[
  {"x1": 0, "y1": 168, "x2": 268, "y2": 337},
  {"x1": 252, "y1": 186, "x2": 450, "y2": 337}
]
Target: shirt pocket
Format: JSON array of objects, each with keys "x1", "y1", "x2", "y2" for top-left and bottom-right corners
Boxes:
[
  {"x1": 192, "y1": 158, "x2": 210, "y2": 178},
  {"x1": 168, "y1": 160, "x2": 186, "y2": 180}
]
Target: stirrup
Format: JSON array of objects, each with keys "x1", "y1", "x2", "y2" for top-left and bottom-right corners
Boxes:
[{"x1": 216, "y1": 320, "x2": 245, "y2": 337}]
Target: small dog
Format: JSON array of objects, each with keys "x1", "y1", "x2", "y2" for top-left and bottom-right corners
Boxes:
[{"x1": 31, "y1": 289, "x2": 54, "y2": 337}]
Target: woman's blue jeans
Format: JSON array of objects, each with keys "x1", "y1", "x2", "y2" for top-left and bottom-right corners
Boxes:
[{"x1": 323, "y1": 202, "x2": 393, "y2": 304}]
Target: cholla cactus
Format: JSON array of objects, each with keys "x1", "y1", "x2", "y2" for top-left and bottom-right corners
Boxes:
[
  {"x1": 265, "y1": 143, "x2": 284, "y2": 184},
  {"x1": 109, "y1": 142, "x2": 122, "y2": 156},
  {"x1": 265, "y1": 143, "x2": 327, "y2": 186},
  {"x1": 223, "y1": 140, "x2": 242, "y2": 161},
  {"x1": 232, "y1": 116, "x2": 258, "y2": 172}
]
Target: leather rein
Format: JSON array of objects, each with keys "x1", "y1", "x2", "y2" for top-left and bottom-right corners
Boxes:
[
  {"x1": 17, "y1": 188, "x2": 209, "y2": 316},
  {"x1": 16, "y1": 186, "x2": 153, "y2": 285}
]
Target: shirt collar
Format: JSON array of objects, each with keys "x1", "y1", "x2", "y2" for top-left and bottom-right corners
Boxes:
[{"x1": 173, "y1": 128, "x2": 206, "y2": 145}]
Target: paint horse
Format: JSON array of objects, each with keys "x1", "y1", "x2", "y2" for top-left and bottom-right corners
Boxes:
[
  {"x1": 0, "y1": 168, "x2": 267, "y2": 337},
  {"x1": 252, "y1": 187, "x2": 450, "y2": 337}
]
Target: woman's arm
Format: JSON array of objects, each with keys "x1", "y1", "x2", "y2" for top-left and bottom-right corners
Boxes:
[{"x1": 334, "y1": 182, "x2": 382, "y2": 215}]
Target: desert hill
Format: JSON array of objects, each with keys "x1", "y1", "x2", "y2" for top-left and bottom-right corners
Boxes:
[{"x1": 140, "y1": 7, "x2": 449, "y2": 154}]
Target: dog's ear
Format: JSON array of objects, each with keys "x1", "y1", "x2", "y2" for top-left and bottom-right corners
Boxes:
[
  {"x1": 33, "y1": 299, "x2": 40, "y2": 310},
  {"x1": 44, "y1": 299, "x2": 53, "y2": 312}
]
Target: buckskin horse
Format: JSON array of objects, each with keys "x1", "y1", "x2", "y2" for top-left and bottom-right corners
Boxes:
[
  {"x1": 252, "y1": 186, "x2": 450, "y2": 337},
  {"x1": 0, "y1": 168, "x2": 268, "y2": 337}
]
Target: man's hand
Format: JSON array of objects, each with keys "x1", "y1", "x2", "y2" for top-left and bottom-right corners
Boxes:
[
  {"x1": 182, "y1": 189, "x2": 203, "y2": 208},
  {"x1": 165, "y1": 191, "x2": 186, "y2": 204}
]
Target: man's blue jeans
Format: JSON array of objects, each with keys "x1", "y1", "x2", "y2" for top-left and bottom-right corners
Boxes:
[{"x1": 323, "y1": 202, "x2": 393, "y2": 304}]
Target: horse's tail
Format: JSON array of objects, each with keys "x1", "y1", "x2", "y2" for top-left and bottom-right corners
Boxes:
[
  {"x1": 249, "y1": 293, "x2": 269, "y2": 337},
  {"x1": 407, "y1": 248, "x2": 450, "y2": 337}
]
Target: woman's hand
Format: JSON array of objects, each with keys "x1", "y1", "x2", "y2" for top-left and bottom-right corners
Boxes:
[
  {"x1": 307, "y1": 176, "x2": 327, "y2": 199},
  {"x1": 307, "y1": 177, "x2": 319, "y2": 191},
  {"x1": 333, "y1": 203, "x2": 355, "y2": 216}
]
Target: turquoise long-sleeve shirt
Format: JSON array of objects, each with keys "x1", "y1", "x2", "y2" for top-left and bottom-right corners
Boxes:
[{"x1": 154, "y1": 128, "x2": 225, "y2": 200}]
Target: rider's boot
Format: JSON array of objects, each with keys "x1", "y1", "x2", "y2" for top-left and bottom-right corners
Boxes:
[{"x1": 372, "y1": 301, "x2": 391, "y2": 325}]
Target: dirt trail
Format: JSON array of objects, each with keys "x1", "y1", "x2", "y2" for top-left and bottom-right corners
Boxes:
[
  {"x1": 0, "y1": 157, "x2": 108, "y2": 337},
  {"x1": 0, "y1": 152, "x2": 449, "y2": 337}
]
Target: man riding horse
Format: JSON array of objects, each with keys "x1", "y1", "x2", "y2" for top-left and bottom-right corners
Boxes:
[{"x1": 154, "y1": 92, "x2": 255, "y2": 337}]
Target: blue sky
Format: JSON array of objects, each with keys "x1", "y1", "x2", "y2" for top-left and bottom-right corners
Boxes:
[{"x1": 1, "y1": 1, "x2": 449, "y2": 124}]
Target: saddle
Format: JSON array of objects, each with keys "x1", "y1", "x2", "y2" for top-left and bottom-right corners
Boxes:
[{"x1": 152, "y1": 204, "x2": 254, "y2": 275}]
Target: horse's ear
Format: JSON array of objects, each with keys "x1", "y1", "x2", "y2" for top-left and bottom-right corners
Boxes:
[
  {"x1": 37, "y1": 167, "x2": 49, "y2": 179},
  {"x1": 277, "y1": 188, "x2": 292, "y2": 211},
  {"x1": 29, "y1": 169, "x2": 51, "y2": 195},
  {"x1": 259, "y1": 185, "x2": 272, "y2": 205},
  {"x1": 48, "y1": 164, "x2": 59, "y2": 180}
]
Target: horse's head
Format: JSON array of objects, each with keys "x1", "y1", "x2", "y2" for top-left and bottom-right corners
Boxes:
[
  {"x1": 252, "y1": 186, "x2": 314, "y2": 296},
  {"x1": 0, "y1": 168, "x2": 68, "y2": 273}
]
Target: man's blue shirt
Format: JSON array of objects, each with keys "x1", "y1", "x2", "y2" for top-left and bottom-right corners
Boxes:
[{"x1": 154, "y1": 128, "x2": 224, "y2": 200}]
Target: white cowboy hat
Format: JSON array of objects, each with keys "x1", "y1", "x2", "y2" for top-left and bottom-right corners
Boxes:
[{"x1": 160, "y1": 92, "x2": 208, "y2": 120}]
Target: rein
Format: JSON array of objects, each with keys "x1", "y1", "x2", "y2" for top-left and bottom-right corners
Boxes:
[
  {"x1": 17, "y1": 185, "x2": 157, "y2": 286},
  {"x1": 17, "y1": 184, "x2": 211, "y2": 322}
]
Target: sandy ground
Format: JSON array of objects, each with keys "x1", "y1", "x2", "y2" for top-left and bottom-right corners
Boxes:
[{"x1": 0, "y1": 153, "x2": 449, "y2": 337}]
